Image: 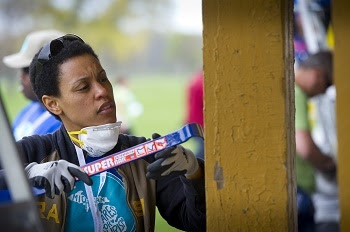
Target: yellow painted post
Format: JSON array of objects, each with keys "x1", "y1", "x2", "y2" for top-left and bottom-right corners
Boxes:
[
  {"x1": 333, "y1": 2, "x2": 350, "y2": 231},
  {"x1": 202, "y1": 0, "x2": 296, "y2": 231}
]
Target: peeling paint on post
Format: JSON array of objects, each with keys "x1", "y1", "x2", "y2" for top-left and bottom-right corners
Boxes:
[
  {"x1": 214, "y1": 161, "x2": 224, "y2": 189},
  {"x1": 203, "y1": 0, "x2": 296, "y2": 231}
]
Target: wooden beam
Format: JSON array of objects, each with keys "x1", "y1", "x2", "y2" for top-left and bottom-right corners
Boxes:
[
  {"x1": 203, "y1": 0, "x2": 296, "y2": 231},
  {"x1": 333, "y1": 1, "x2": 350, "y2": 231}
]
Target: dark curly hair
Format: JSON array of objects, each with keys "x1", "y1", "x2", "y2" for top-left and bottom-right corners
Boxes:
[{"x1": 29, "y1": 38, "x2": 99, "y2": 105}]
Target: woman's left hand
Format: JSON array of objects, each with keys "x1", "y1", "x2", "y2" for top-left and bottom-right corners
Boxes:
[{"x1": 146, "y1": 134, "x2": 199, "y2": 180}]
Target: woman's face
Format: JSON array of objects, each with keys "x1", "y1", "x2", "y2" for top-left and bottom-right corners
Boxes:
[{"x1": 52, "y1": 54, "x2": 116, "y2": 131}]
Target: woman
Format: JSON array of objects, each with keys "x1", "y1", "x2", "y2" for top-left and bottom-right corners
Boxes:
[{"x1": 19, "y1": 34, "x2": 205, "y2": 231}]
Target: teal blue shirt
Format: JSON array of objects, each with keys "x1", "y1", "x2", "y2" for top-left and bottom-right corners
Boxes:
[{"x1": 65, "y1": 170, "x2": 136, "y2": 231}]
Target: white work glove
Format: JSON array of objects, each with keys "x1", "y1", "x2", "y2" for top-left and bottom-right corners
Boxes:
[
  {"x1": 146, "y1": 134, "x2": 199, "y2": 180},
  {"x1": 25, "y1": 160, "x2": 92, "y2": 198}
]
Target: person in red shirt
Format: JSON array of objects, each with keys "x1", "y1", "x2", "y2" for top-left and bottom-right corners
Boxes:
[{"x1": 185, "y1": 70, "x2": 204, "y2": 159}]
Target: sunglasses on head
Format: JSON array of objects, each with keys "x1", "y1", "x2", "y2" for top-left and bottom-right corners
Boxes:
[{"x1": 35, "y1": 34, "x2": 84, "y2": 75}]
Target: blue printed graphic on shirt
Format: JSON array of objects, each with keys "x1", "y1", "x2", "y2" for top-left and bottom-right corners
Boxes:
[{"x1": 65, "y1": 172, "x2": 135, "y2": 232}]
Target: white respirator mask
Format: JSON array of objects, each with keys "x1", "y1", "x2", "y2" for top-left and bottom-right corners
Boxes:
[{"x1": 68, "y1": 121, "x2": 122, "y2": 157}]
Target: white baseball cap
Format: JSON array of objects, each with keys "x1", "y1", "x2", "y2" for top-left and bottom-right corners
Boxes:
[{"x1": 3, "y1": 29, "x2": 65, "y2": 69}]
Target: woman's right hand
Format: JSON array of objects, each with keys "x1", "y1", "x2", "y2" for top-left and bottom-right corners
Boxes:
[{"x1": 25, "y1": 160, "x2": 92, "y2": 198}]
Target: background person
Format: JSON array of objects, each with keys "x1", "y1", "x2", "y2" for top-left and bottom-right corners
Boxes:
[
  {"x1": 185, "y1": 70, "x2": 204, "y2": 159},
  {"x1": 112, "y1": 76, "x2": 143, "y2": 134},
  {"x1": 295, "y1": 50, "x2": 338, "y2": 232},
  {"x1": 2, "y1": 29, "x2": 64, "y2": 141}
]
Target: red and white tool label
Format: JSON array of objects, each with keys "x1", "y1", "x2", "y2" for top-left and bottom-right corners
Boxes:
[{"x1": 82, "y1": 137, "x2": 168, "y2": 176}]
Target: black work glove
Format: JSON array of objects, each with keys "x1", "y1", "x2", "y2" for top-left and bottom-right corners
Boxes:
[{"x1": 146, "y1": 133, "x2": 199, "y2": 180}]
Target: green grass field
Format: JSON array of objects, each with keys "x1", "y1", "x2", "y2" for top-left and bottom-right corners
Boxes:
[
  {"x1": 0, "y1": 74, "x2": 197, "y2": 231},
  {"x1": 129, "y1": 75, "x2": 193, "y2": 232}
]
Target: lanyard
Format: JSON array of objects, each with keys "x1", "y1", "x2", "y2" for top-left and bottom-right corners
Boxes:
[{"x1": 75, "y1": 145, "x2": 103, "y2": 232}]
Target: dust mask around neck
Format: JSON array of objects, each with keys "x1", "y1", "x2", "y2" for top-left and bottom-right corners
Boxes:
[{"x1": 68, "y1": 121, "x2": 122, "y2": 157}]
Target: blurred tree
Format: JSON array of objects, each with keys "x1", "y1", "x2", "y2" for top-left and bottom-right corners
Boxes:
[
  {"x1": 0, "y1": 0, "x2": 203, "y2": 79},
  {"x1": 0, "y1": 0, "x2": 172, "y2": 61},
  {"x1": 165, "y1": 33, "x2": 203, "y2": 72}
]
